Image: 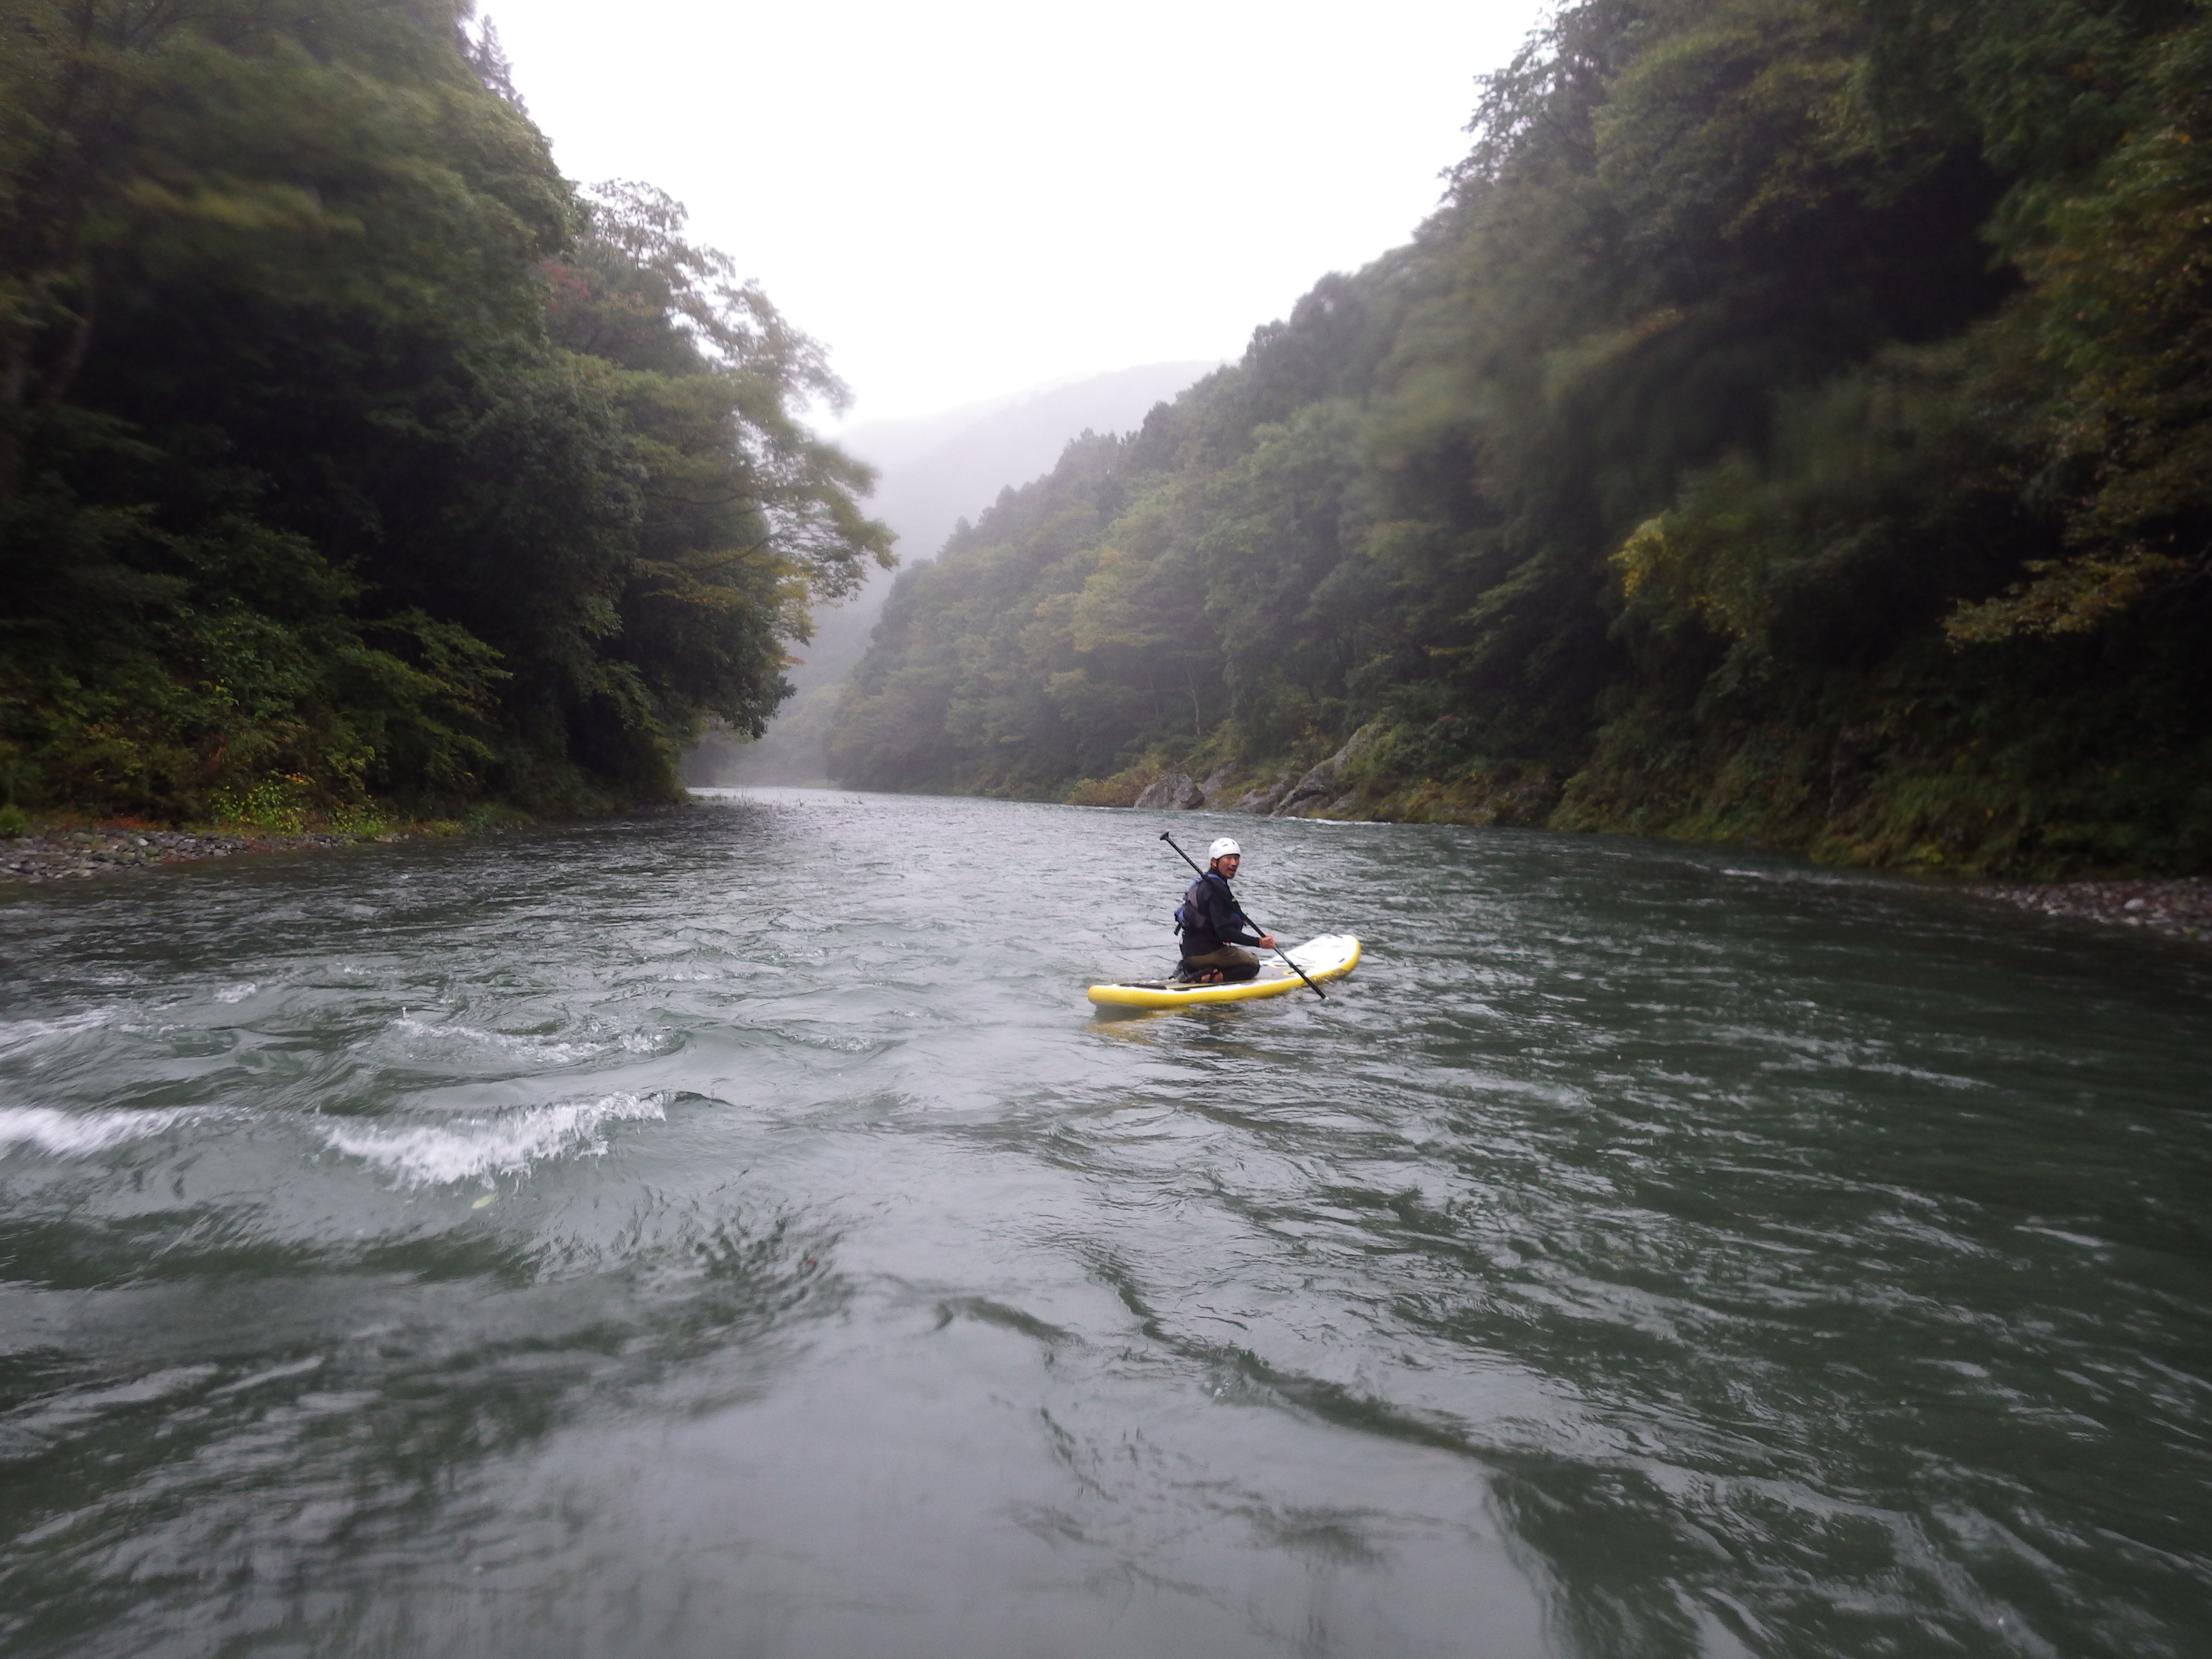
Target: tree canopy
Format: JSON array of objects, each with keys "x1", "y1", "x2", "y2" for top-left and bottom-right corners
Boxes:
[
  {"x1": 832, "y1": 0, "x2": 2212, "y2": 876},
  {"x1": 0, "y1": 0, "x2": 890, "y2": 824}
]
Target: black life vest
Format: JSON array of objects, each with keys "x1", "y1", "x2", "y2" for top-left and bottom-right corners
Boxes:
[{"x1": 1176, "y1": 872, "x2": 1234, "y2": 943}]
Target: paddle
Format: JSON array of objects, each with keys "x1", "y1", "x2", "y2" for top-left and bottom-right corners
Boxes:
[{"x1": 1160, "y1": 831, "x2": 1327, "y2": 1000}]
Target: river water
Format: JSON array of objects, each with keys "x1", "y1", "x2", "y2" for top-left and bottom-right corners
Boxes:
[{"x1": 1, "y1": 788, "x2": 2207, "y2": 1659}]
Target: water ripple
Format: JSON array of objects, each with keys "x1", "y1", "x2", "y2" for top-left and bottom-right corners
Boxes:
[{"x1": 0, "y1": 790, "x2": 2205, "y2": 1658}]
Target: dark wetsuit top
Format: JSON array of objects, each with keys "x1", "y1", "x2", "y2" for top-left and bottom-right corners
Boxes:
[{"x1": 1178, "y1": 871, "x2": 1264, "y2": 958}]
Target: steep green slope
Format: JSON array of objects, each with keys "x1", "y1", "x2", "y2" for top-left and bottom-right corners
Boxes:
[
  {"x1": 0, "y1": 0, "x2": 887, "y2": 828},
  {"x1": 832, "y1": 0, "x2": 2212, "y2": 876}
]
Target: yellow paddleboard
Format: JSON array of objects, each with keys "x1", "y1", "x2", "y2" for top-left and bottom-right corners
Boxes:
[{"x1": 1088, "y1": 935, "x2": 1361, "y2": 1009}]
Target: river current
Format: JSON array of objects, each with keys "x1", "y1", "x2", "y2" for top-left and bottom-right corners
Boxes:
[{"x1": 1, "y1": 788, "x2": 2207, "y2": 1658}]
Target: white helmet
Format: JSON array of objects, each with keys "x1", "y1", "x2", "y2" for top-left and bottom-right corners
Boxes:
[{"x1": 1207, "y1": 837, "x2": 1242, "y2": 860}]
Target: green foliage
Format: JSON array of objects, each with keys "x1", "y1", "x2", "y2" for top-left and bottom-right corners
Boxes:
[
  {"x1": 207, "y1": 772, "x2": 312, "y2": 834},
  {"x1": 833, "y1": 0, "x2": 2212, "y2": 875},
  {"x1": 0, "y1": 0, "x2": 888, "y2": 825}
]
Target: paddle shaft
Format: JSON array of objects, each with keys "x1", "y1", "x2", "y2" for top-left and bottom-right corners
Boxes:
[{"x1": 1160, "y1": 831, "x2": 1326, "y2": 1000}]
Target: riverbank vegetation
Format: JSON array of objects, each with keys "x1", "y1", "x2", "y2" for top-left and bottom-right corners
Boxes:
[
  {"x1": 1, "y1": 0, "x2": 890, "y2": 830},
  {"x1": 831, "y1": 0, "x2": 2212, "y2": 876}
]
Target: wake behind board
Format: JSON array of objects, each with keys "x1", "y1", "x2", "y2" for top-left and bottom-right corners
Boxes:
[{"x1": 1087, "y1": 935, "x2": 1361, "y2": 1010}]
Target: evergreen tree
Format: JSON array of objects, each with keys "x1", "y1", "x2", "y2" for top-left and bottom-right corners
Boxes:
[
  {"x1": 831, "y1": 0, "x2": 2212, "y2": 876},
  {"x1": 0, "y1": 0, "x2": 888, "y2": 823}
]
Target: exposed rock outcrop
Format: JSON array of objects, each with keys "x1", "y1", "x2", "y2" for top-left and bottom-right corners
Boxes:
[
  {"x1": 1133, "y1": 769, "x2": 1203, "y2": 810},
  {"x1": 1228, "y1": 771, "x2": 1299, "y2": 814},
  {"x1": 1272, "y1": 722, "x2": 1382, "y2": 817}
]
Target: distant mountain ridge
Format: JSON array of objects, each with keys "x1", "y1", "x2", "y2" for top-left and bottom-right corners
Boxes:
[
  {"x1": 685, "y1": 361, "x2": 1217, "y2": 785},
  {"x1": 842, "y1": 362, "x2": 1223, "y2": 597}
]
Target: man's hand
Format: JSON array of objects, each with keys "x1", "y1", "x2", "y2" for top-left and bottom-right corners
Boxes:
[{"x1": 1257, "y1": 934, "x2": 1276, "y2": 950}]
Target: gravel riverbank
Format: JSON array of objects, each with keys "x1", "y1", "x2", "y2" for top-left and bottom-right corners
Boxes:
[
  {"x1": 0, "y1": 826, "x2": 391, "y2": 884},
  {"x1": 1969, "y1": 878, "x2": 2212, "y2": 943}
]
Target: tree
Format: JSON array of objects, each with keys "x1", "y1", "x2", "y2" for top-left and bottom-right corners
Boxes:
[
  {"x1": 0, "y1": 0, "x2": 891, "y2": 820},
  {"x1": 830, "y1": 0, "x2": 2212, "y2": 874}
]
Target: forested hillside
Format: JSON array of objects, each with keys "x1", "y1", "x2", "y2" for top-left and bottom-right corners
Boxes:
[
  {"x1": 832, "y1": 0, "x2": 2212, "y2": 876},
  {"x1": 685, "y1": 360, "x2": 1214, "y2": 786},
  {"x1": 1, "y1": 0, "x2": 888, "y2": 829}
]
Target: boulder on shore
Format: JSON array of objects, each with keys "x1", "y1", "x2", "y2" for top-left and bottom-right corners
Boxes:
[
  {"x1": 1133, "y1": 769, "x2": 1203, "y2": 810},
  {"x1": 1272, "y1": 721, "x2": 1382, "y2": 817},
  {"x1": 1228, "y1": 771, "x2": 1299, "y2": 814}
]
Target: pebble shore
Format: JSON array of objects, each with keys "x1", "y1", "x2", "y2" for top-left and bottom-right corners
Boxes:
[
  {"x1": 0, "y1": 826, "x2": 391, "y2": 883},
  {"x1": 1969, "y1": 878, "x2": 2212, "y2": 943}
]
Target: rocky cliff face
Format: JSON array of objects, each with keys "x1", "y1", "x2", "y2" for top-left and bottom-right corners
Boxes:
[
  {"x1": 1133, "y1": 770, "x2": 1203, "y2": 810},
  {"x1": 1123, "y1": 724, "x2": 1388, "y2": 818},
  {"x1": 1266, "y1": 724, "x2": 1382, "y2": 817},
  {"x1": 1093, "y1": 720, "x2": 1573, "y2": 831}
]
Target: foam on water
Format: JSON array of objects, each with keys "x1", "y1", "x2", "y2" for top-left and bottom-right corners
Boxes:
[
  {"x1": 0, "y1": 1009, "x2": 110, "y2": 1055},
  {"x1": 0, "y1": 1106, "x2": 195, "y2": 1158},
  {"x1": 391, "y1": 1014, "x2": 664, "y2": 1066},
  {"x1": 322, "y1": 1091, "x2": 666, "y2": 1187},
  {"x1": 2, "y1": 792, "x2": 2207, "y2": 1659}
]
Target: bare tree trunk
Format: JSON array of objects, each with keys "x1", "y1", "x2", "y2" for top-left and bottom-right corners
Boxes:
[
  {"x1": 38, "y1": 288, "x2": 98, "y2": 421},
  {"x1": 0, "y1": 287, "x2": 95, "y2": 516},
  {"x1": 0, "y1": 327, "x2": 34, "y2": 515}
]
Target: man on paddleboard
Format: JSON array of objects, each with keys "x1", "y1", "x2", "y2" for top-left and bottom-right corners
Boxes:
[{"x1": 1176, "y1": 838, "x2": 1276, "y2": 983}]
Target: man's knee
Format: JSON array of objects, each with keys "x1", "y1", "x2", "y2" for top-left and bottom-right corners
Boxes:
[
  {"x1": 1181, "y1": 945, "x2": 1261, "y2": 982},
  {"x1": 1179, "y1": 944, "x2": 1262, "y2": 983}
]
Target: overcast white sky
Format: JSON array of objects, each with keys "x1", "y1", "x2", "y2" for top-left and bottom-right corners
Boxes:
[{"x1": 491, "y1": 0, "x2": 1548, "y2": 425}]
